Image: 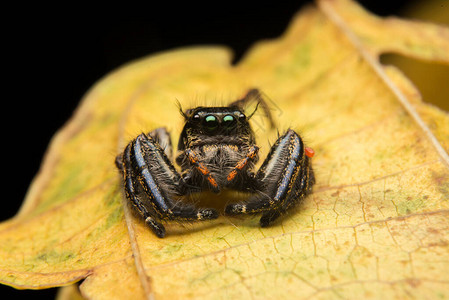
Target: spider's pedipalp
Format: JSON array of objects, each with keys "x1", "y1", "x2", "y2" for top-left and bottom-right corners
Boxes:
[
  {"x1": 184, "y1": 148, "x2": 220, "y2": 193},
  {"x1": 226, "y1": 145, "x2": 259, "y2": 183}
]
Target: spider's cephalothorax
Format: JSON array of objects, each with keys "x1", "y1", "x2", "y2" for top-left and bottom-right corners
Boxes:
[{"x1": 116, "y1": 89, "x2": 315, "y2": 238}]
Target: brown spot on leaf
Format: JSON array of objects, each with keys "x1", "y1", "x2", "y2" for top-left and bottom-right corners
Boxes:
[
  {"x1": 331, "y1": 191, "x2": 340, "y2": 197},
  {"x1": 406, "y1": 278, "x2": 421, "y2": 288}
]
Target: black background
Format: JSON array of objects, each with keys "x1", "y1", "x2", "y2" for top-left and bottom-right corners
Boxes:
[{"x1": 2, "y1": 1, "x2": 413, "y2": 298}]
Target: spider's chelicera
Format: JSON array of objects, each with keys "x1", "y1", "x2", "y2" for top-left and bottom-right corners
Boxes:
[{"x1": 115, "y1": 89, "x2": 315, "y2": 238}]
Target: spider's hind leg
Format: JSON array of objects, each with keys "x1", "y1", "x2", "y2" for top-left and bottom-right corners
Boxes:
[
  {"x1": 225, "y1": 129, "x2": 314, "y2": 227},
  {"x1": 229, "y1": 89, "x2": 276, "y2": 129}
]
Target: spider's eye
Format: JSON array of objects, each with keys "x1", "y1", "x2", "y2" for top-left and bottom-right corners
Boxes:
[
  {"x1": 222, "y1": 115, "x2": 236, "y2": 128},
  {"x1": 203, "y1": 115, "x2": 218, "y2": 130},
  {"x1": 193, "y1": 114, "x2": 200, "y2": 120}
]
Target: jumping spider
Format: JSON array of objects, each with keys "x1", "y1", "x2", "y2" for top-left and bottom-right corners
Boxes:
[{"x1": 116, "y1": 89, "x2": 315, "y2": 238}]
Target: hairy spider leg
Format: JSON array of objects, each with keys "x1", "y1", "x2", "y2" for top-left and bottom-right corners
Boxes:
[
  {"x1": 259, "y1": 153, "x2": 314, "y2": 226},
  {"x1": 281, "y1": 154, "x2": 314, "y2": 212},
  {"x1": 143, "y1": 129, "x2": 186, "y2": 194},
  {"x1": 226, "y1": 145, "x2": 259, "y2": 182},
  {"x1": 118, "y1": 132, "x2": 219, "y2": 238},
  {"x1": 147, "y1": 127, "x2": 173, "y2": 161},
  {"x1": 134, "y1": 134, "x2": 219, "y2": 220},
  {"x1": 184, "y1": 148, "x2": 220, "y2": 193},
  {"x1": 225, "y1": 129, "x2": 314, "y2": 227},
  {"x1": 120, "y1": 142, "x2": 166, "y2": 238},
  {"x1": 229, "y1": 88, "x2": 276, "y2": 129}
]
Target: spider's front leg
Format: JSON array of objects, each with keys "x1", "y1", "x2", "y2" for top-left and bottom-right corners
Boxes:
[
  {"x1": 116, "y1": 128, "x2": 218, "y2": 238},
  {"x1": 225, "y1": 129, "x2": 315, "y2": 227}
]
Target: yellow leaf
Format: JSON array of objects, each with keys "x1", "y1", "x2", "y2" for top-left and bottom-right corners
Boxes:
[{"x1": 2, "y1": 0, "x2": 449, "y2": 299}]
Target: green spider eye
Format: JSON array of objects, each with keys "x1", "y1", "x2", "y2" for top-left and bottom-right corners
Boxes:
[
  {"x1": 203, "y1": 115, "x2": 218, "y2": 130},
  {"x1": 222, "y1": 115, "x2": 236, "y2": 128},
  {"x1": 223, "y1": 115, "x2": 234, "y2": 122}
]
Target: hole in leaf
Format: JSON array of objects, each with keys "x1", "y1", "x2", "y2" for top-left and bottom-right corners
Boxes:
[{"x1": 380, "y1": 53, "x2": 449, "y2": 112}]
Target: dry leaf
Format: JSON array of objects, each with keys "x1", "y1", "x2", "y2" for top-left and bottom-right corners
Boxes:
[{"x1": 1, "y1": 0, "x2": 449, "y2": 299}]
